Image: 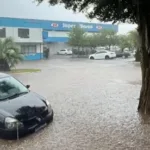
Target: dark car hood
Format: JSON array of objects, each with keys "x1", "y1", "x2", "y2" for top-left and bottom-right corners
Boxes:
[{"x1": 0, "y1": 92, "x2": 47, "y2": 121}]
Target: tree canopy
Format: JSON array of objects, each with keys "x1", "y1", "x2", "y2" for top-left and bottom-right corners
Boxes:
[
  {"x1": 118, "y1": 35, "x2": 131, "y2": 51},
  {"x1": 128, "y1": 30, "x2": 139, "y2": 49},
  {"x1": 85, "y1": 34, "x2": 99, "y2": 49},
  {"x1": 99, "y1": 30, "x2": 118, "y2": 48},
  {"x1": 37, "y1": 0, "x2": 137, "y2": 23},
  {"x1": 68, "y1": 26, "x2": 119, "y2": 51},
  {"x1": 68, "y1": 25, "x2": 86, "y2": 48}
]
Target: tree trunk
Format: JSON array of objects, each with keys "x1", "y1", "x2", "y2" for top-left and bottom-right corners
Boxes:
[
  {"x1": 77, "y1": 46, "x2": 80, "y2": 58},
  {"x1": 0, "y1": 59, "x2": 10, "y2": 71},
  {"x1": 135, "y1": 48, "x2": 141, "y2": 62},
  {"x1": 138, "y1": 3, "x2": 150, "y2": 114}
]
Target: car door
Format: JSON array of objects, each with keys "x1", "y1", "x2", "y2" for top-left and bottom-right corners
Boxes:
[
  {"x1": 95, "y1": 51, "x2": 107, "y2": 59},
  {"x1": 99, "y1": 51, "x2": 108, "y2": 59},
  {"x1": 94, "y1": 52, "x2": 101, "y2": 59}
]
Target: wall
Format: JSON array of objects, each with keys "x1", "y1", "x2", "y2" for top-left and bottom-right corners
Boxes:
[
  {"x1": 48, "y1": 31, "x2": 69, "y2": 37},
  {"x1": 5, "y1": 27, "x2": 43, "y2": 43}
]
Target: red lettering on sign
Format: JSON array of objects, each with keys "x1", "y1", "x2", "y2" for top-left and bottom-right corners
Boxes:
[
  {"x1": 96, "y1": 26, "x2": 102, "y2": 30},
  {"x1": 51, "y1": 23, "x2": 59, "y2": 28}
]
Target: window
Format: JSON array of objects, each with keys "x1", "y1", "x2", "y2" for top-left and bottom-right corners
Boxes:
[
  {"x1": 21, "y1": 45, "x2": 36, "y2": 55},
  {"x1": 99, "y1": 51, "x2": 107, "y2": 53},
  {"x1": 0, "y1": 28, "x2": 6, "y2": 38},
  {"x1": 18, "y1": 28, "x2": 29, "y2": 38}
]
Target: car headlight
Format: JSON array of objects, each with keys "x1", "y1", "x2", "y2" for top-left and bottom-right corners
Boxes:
[
  {"x1": 5, "y1": 117, "x2": 23, "y2": 130},
  {"x1": 45, "y1": 100, "x2": 50, "y2": 106}
]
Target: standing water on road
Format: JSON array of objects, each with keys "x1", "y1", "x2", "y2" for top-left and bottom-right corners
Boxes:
[{"x1": 1, "y1": 59, "x2": 149, "y2": 150}]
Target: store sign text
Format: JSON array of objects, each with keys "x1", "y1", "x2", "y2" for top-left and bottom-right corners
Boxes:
[{"x1": 62, "y1": 23, "x2": 93, "y2": 29}]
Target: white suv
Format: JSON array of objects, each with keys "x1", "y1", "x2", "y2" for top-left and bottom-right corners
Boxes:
[{"x1": 89, "y1": 50, "x2": 116, "y2": 60}]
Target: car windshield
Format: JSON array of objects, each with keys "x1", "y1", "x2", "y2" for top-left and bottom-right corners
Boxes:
[{"x1": 0, "y1": 76, "x2": 29, "y2": 100}]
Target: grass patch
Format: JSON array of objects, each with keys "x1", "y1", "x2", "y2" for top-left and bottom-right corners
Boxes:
[{"x1": 10, "y1": 69, "x2": 41, "y2": 73}]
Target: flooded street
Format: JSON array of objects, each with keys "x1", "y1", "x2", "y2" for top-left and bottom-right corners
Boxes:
[{"x1": 1, "y1": 57, "x2": 148, "y2": 150}]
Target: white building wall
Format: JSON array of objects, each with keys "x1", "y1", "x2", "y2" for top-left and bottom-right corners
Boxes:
[
  {"x1": 36, "y1": 44, "x2": 43, "y2": 53},
  {"x1": 5, "y1": 27, "x2": 43, "y2": 43},
  {"x1": 48, "y1": 31, "x2": 93, "y2": 38},
  {"x1": 48, "y1": 31, "x2": 69, "y2": 37}
]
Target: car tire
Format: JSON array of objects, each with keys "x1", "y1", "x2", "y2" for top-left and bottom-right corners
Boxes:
[
  {"x1": 105, "y1": 55, "x2": 110, "y2": 60},
  {"x1": 57, "y1": 52, "x2": 59, "y2": 55},
  {"x1": 90, "y1": 56, "x2": 94, "y2": 60}
]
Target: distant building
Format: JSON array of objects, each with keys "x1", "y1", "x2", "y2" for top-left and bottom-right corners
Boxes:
[{"x1": 0, "y1": 17, "x2": 118, "y2": 60}]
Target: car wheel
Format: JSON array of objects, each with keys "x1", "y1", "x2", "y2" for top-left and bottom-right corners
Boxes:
[
  {"x1": 90, "y1": 56, "x2": 94, "y2": 60},
  {"x1": 105, "y1": 55, "x2": 110, "y2": 60},
  {"x1": 57, "y1": 52, "x2": 59, "y2": 55}
]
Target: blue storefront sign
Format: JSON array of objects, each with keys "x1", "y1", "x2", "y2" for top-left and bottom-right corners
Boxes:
[
  {"x1": 49, "y1": 21, "x2": 118, "y2": 32},
  {"x1": 0, "y1": 17, "x2": 118, "y2": 32}
]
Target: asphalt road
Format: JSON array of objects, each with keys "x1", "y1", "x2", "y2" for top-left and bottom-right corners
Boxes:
[{"x1": 1, "y1": 57, "x2": 148, "y2": 150}]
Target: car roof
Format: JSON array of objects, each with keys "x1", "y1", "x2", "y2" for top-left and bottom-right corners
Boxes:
[
  {"x1": 0, "y1": 72, "x2": 10, "y2": 78},
  {"x1": 97, "y1": 50, "x2": 108, "y2": 52}
]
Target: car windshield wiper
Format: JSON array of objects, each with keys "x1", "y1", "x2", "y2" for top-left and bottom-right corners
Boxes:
[
  {"x1": 0, "y1": 91, "x2": 29, "y2": 101},
  {"x1": 7, "y1": 91, "x2": 29, "y2": 99}
]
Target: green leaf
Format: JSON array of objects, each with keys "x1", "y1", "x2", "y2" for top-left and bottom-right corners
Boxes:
[{"x1": 0, "y1": 37, "x2": 22, "y2": 69}]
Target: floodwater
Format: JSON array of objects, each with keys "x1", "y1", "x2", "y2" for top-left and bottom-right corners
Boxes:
[{"x1": 1, "y1": 57, "x2": 149, "y2": 150}]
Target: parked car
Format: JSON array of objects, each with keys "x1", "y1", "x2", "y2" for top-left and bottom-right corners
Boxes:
[
  {"x1": 123, "y1": 51, "x2": 131, "y2": 58},
  {"x1": 0, "y1": 73, "x2": 53, "y2": 139},
  {"x1": 57, "y1": 49, "x2": 72, "y2": 55},
  {"x1": 89, "y1": 50, "x2": 116, "y2": 60},
  {"x1": 115, "y1": 50, "x2": 131, "y2": 58}
]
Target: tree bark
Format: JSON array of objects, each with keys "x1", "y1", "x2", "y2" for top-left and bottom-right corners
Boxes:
[
  {"x1": 135, "y1": 48, "x2": 141, "y2": 62},
  {"x1": 138, "y1": 2, "x2": 150, "y2": 114}
]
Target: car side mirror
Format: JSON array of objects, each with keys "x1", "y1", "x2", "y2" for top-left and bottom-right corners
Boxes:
[{"x1": 26, "y1": 85, "x2": 30, "y2": 89}]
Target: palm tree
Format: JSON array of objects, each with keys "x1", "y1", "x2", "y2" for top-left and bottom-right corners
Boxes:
[{"x1": 0, "y1": 37, "x2": 23, "y2": 71}]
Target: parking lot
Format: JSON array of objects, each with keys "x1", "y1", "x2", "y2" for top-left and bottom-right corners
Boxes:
[{"x1": 1, "y1": 57, "x2": 149, "y2": 150}]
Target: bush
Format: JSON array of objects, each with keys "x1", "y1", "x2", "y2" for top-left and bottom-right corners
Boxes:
[{"x1": 123, "y1": 52, "x2": 130, "y2": 58}]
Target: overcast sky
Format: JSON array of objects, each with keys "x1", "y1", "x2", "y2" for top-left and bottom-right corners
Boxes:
[{"x1": 0, "y1": 0, "x2": 137, "y2": 34}]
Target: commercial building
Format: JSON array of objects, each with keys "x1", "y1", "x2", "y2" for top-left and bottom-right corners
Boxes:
[{"x1": 0, "y1": 17, "x2": 118, "y2": 60}]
